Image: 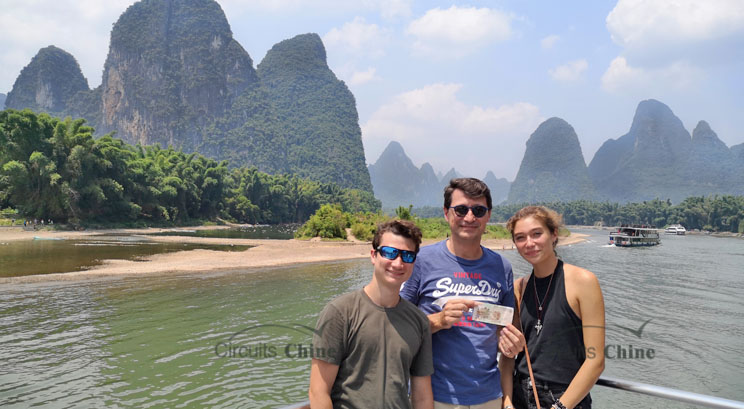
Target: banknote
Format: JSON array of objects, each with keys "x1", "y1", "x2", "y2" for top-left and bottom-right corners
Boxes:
[{"x1": 472, "y1": 303, "x2": 514, "y2": 326}]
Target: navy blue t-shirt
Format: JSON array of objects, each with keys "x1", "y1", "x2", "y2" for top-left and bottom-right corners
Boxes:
[{"x1": 400, "y1": 239, "x2": 514, "y2": 405}]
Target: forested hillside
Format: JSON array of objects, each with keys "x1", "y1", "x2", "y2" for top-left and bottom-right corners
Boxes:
[
  {"x1": 0, "y1": 110, "x2": 379, "y2": 225},
  {"x1": 5, "y1": 0, "x2": 373, "y2": 192}
]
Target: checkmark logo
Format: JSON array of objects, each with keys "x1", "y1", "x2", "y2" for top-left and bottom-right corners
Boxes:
[{"x1": 616, "y1": 318, "x2": 652, "y2": 338}]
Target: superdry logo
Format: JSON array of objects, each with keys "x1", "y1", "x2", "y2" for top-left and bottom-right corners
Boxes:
[{"x1": 432, "y1": 277, "x2": 502, "y2": 298}]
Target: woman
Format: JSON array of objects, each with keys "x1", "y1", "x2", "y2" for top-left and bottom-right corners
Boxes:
[{"x1": 502, "y1": 206, "x2": 605, "y2": 409}]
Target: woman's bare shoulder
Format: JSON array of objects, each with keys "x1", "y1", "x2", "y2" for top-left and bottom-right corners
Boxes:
[{"x1": 563, "y1": 263, "x2": 600, "y2": 287}]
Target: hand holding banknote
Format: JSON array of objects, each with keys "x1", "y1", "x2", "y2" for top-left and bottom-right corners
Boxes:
[{"x1": 471, "y1": 303, "x2": 525, "y2": 358}]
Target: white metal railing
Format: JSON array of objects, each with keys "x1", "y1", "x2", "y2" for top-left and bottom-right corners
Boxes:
[
  {"x1": 596, "y1": 376, "x2": 744, "y2": 409},
  {"x1": 277, "y1": 376, "x2": 744, "y2": 409}
]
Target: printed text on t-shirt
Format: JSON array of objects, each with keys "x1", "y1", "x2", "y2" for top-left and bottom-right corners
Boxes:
[{"x1": 432, "y1": 277, "x2": 503, "y2": 298}]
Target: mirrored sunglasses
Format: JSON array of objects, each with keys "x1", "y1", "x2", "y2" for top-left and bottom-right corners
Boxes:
[
  {"x1": 377, "y1": 246, "x2": 417, "y2": 263},
  {"x1": 449, "y1": 205, "x2": 489, "y2": 218}
]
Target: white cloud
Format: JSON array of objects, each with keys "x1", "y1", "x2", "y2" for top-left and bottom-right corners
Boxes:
[
  {"x1": 323, "y1": 17, "x2": 390, "y2": 58},
  {"x1": 601, "y1": 56, "x2": 703, "y2": 94},
  {"x1": 541, "y1": 34, "x2": 560, "y2": 49},
  {"x1": 549, "y1": 59, "x2": 588, "y2": 82},
  {"x1": 407, "y1": 6, "x2": 513, "y2": 58},
  {"x1": 606, "y1": 0, "x2": 744, "y2": 64},
  {"x1": 348, "y1": 68, "x2": 380, "y2": 86},
  {"x1": 362, "y1": 83, "x2": 542, "y2": 178}
]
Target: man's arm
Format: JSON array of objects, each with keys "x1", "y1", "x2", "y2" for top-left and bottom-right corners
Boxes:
[
  {"x1": 410, "y1": 375, "x2": 434, "y2": 409},
  {"x1": 308, "y1": 358, "x2": 339, "y2": 409},
  {"x1": 427, "y1": 299, "x2": 476, "y2": 333}
]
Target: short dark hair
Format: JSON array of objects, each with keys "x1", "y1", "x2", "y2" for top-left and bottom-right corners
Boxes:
[
  {"x1": 443, "y1": 177, "x2": 492, "y2": 210},
  {"x1": 372, "y1": 219, "x2": 423, "y2": 253}
]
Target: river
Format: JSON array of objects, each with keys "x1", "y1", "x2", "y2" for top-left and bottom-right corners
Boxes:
[{"x1": 1, "y1": 229, "x2": 742, "y2": 408}]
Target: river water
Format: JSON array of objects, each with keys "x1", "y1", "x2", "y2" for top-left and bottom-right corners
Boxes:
[{"x1": 1, "y1": 229, "x2": 742, "y2": 408}]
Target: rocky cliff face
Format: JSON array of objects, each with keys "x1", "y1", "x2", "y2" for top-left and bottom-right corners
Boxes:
[
  {"x1": 257, "y1": 33, "x2": 372, "y2": 191},
  {"x1": 508, "y1": 117, "x2": 595, "y2": 203},
  {"x1": 100, "y1": 0, "x2": 260, "y2": 151},
  {"x1": 6, "y1": 0, "x2": 374, "y2": 191},
  {"x1": 5, "y1": 46, "x2": 89, "y2": 114}
]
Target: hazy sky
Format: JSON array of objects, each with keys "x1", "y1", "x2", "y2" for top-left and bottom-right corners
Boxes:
[{"x1": 2, "y1": 0, "x2": 743, "y2": 180}]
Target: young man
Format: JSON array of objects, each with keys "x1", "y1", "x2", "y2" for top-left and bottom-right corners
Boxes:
[
  {"x1": 400, "y1": 178, "x2": 525, "y2": 409},
  {"x1": 309, "y1": 220, "x2": 434, "y2": 409}
]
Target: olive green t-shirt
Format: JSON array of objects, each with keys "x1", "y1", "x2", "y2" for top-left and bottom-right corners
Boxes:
[{"x1": 313, "y1": 289, "x2": 434, "y2": 409}]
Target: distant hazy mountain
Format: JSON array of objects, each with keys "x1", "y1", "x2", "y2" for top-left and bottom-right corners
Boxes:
[
  {"x1": 728, "y1": 142, "x2": 744, "y2": 193},
  {"x1": 368, "y1": 141, "x2": 509, "y2": 208},
  {"x1": 440, "y1": 168, "x2": 461, "y2": 185},
  {"x1": 5, "y1": 0, "x2": 372, "y2": 192},
  {"x1": 483, "y1": 171, "x2": 510, "y2": 205},
  {"x1": 5, "y1": 46, "x2": 89, "y2": 114},
  {"x1": 588, "y1": 99, "x2": 741, "y2": 202},
  {"x1": 732, "y1": 143, "x2": 744, "y2": 163},
  {"x1": 0, "y1": 93, "x2": 6, "y2": 110},
  {"x1": 685, "y1": 121, "x2": 737, "y2": 192},
  {"x1": 368, "y1": 141, "x2": 442, "y2": 208},
  {"x1": 508, "y1": 117, "x2": 595, "y2": 203},
  {"x1": 420, "y1": 162, "x2": 441, "y2": 190}
]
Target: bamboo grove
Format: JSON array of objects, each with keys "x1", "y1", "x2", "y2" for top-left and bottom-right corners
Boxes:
[{"x1": 0, "y1": 109, "x2": 380, "y2": 226}]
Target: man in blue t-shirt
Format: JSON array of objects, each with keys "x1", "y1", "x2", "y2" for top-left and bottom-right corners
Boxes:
[{"x1": 401, "y1": 178, "x2": 525, "y2": 408}]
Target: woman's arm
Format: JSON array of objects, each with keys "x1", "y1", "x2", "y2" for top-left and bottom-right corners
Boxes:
[
  {"x1": 499, "y1": 277, "x2": 526, "y2": 408},
  {"x1": 556, "y1": 266, "x2": 605, "y2": 409}
]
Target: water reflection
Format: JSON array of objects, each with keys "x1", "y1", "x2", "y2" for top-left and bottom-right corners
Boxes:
[
  {"x1": 147, "y1": 224, "x2": 298, "y2": 240},
  {"x1": 0, "y1": 237, "x2": 251, "y2": 277},
  {"x1": 1, "y1": 232, "x2": 743, "y2": 408}
]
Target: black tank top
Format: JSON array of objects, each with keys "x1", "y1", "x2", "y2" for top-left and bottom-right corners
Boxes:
[{"x1": 515, "y1": 260, "x2": 586, "y2": 385}]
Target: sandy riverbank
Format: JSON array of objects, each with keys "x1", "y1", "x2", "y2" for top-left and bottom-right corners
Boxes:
[{"x1": 0, "y1": 226, "x2": 587, "y2": 283}]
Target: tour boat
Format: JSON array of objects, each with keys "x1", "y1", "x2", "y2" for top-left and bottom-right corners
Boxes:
[
  {"x1": 664, "y1": 224, "x2": 687, "y2": 235},
  {"x1": 609, "y1": 224, "x2": 660, "y2": 247}
]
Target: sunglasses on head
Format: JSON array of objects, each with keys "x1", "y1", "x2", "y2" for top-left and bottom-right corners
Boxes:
[
  {"x1": 449, "y1": 205, "x2": 489, "y2": 218},
  {"x1": 376, "y1": 246, "x2": 417, "y2": 263}
]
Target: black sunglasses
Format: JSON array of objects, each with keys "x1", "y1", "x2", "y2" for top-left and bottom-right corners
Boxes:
[
  {"x1": 449, "y1": 205, "x2": 489, "y2": 218},
  {"x1": 376, "y1": 246, "x2": 417, "y2": 263}
]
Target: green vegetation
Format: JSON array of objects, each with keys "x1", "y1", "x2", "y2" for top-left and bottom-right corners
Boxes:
[
  {"x1": 9, "y1": 8, "x2": 374, "y2": 194},
  {"x1": 0, "y1": 109, "x2": 379, "y2": 227},
  {"x1": 490, "y1": 198, "x2": 744, "y2": 233},
  {"x1": 295, "y1": 206, "x2": 513, "y2": 241},
  {"x1": 4, "y1": 46, "x2": 89, "y2": 114},
  {"x1": 294, "y1": 204, "x2": 347, "y2": 239},
  {"x1": 257, "y1": 34, "x2": 373, "y2": 192}
]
